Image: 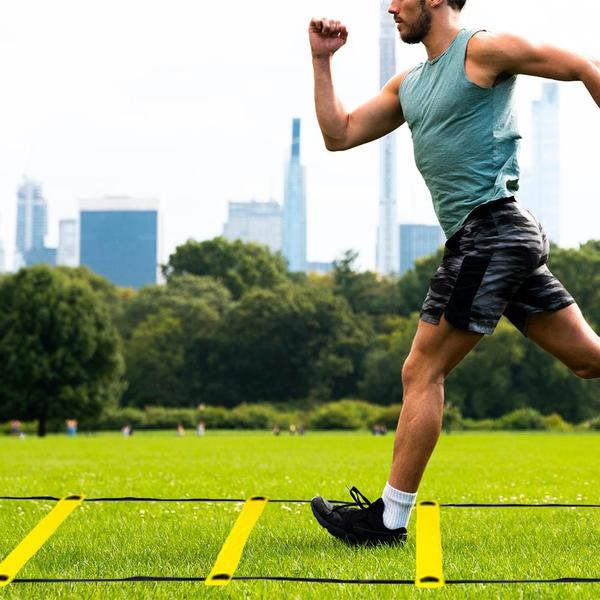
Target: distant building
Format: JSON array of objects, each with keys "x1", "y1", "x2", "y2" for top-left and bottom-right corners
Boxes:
[
  {"x1": 16, "y1": 177, "x2": 55, "y2": 267},
  {"x1": 283, "y1": 118, "x2": 307, "y2": 272},
  {"x1": 23, "y1": 247, "x2": 57, "y2": 267},
  {"x1": 57, "y1": 219, "x2": 79, "y2": 267},
  {"x1": 223, "y1": 200, "x2": 283, "y2": 253},
  {"x1": 376, "y1": 0, "x2": 399, "y2": 276},
  {"x1": 79, "y1": 196, "x2": 160, "y2": 288},
  {"x1": 306, "y1": 261, "x2": 334, "y2": 275},
  {"x1": 519, "y1": 83, "x2": 560, "y2": 244},
  {"x1": 399, "y1": 224, "x2": 445, "y2": 276}
]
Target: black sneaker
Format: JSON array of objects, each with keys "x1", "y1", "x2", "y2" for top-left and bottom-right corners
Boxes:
[{"x1": 311, "y1": 486, "x2": 407, "y2": 546}]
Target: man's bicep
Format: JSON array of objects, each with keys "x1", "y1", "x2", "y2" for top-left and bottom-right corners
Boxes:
[
  {"x1": 347, "y1": 93, "x2": 404, "y2": 144},
  {"x1": 342, "y1": 76, "x2": 406, "y2": 150}
]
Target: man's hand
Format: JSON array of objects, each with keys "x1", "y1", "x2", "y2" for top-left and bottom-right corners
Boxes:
[{"x1": 309, "y1": 17, "x2": 348, "y2": 59}]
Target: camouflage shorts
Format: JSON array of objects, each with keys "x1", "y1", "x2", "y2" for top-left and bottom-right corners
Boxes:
[{"x1": 421, "y1": 197, "x2": 575, "y2": 336}]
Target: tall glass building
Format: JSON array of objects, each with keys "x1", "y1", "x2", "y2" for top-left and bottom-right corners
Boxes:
[
  {"x1": 79, "y1": 197, "x2": 160, "y2": 288},
  {"x1": 283, "y1": 118, "x2": 307, "y2": 272},
  {"x1": 399, "y1": 224, "x2": 445, "y2": 276},
  {"x1": 16, "y1": 177, "x2": 55, "y2": 267},
  {"x1": 57, "y1": 219, "x2": 79, "y2": 267},
  {"x1": 519, "y1": 83, "x2": 560, "y2": 244},
  {"x1": 376, "y1": 0, "x2": 399, "y2": 276}
]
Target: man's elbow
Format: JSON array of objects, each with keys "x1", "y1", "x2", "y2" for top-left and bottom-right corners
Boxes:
[
  {"x1": 575, "y1": 56, "x2": 599, "y2": 82},
  {"x1": 323, "y1": 136, "x2": 348, "y2": 152}
]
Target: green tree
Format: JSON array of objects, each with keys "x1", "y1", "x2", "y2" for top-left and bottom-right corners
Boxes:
[
  {"x1": 513, "y1": 340, "x2": 600, "y2": 423},
  {"x1": 210, "y1": 282, "x2": 373, "y2": 406},
  {"x1": 120, "y1": 276, "x2": 226, "y2": 407},
  {"x1": 163, "y1": 237, "x2": 289, "y2": 299},
  {"x1": 332, "y1": 250, "x2": 402, "y2": 320},
  {"x1": 57, "y1": 265, "x2": 127, "y2": 333},
  {"x1": 118, "y1": 275, "x2": 230, "y2": 340},
  {"x1": 447, "y1": 320, "x2": 527, "y2": 418},
  {"x1": 358, "y1": 314, "x2": 419, "y2": 405},
  {"x1": 547, "y1": 241, "x2": 600, "y2": 328},
  {"x1": 0, "y1": 266, "x2": 124, "y2": 436},
  {"x1": 124, "y1": 311, "x2": 187, "y2": 407}
]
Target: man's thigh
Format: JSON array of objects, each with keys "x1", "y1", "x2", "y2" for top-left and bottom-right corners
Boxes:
[
  {"x1": 408, "y1": 316, "x2": 483, "y2": 379},
  {"x1": 526, "y1": 304, "x2": 600, "y2": 377}
]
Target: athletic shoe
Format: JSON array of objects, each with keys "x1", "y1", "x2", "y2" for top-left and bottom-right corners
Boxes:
[{"x1": 311, "y1": 486, "x2": 407, "y2": 546}]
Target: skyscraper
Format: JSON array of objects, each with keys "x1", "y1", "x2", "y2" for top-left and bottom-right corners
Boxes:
[
  {"x1": 79, "y1": 196, "x2": 160, "y2": 288},
  {"x1": 399, "y1": 224, "x2": 445, "y2": 276},
  {"x1": 519, "y1": 83, "x2": 560, "y2": 243},
  {"x1": 223, "y1": 200, "x2": 283, "y2": 253},
  {"x1": 376, "y1": 0, "x2": 399, "y2": 276},
  {"x1": 283, "y1": 118, "x2": 307, "y2": 272},
  {"x1": 15, "y1": 176, "x2": 55, "y2": 267},
  {"x1": 57, "y1": 219, "x2": 79, "y2": 267}
]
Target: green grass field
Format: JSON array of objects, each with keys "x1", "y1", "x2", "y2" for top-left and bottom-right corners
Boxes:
[{"x1": 0, "y1": 431, "x2": 599, "y2": 599}]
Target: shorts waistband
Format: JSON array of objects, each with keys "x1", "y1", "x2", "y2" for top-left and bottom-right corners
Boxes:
[{"x1": 468, "y1": 197, "x2": 516, "y2": 219}]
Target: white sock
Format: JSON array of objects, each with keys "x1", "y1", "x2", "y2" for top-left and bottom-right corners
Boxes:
[{"x1": 382, "y1": 482, "x2": 417, "y2": 530}]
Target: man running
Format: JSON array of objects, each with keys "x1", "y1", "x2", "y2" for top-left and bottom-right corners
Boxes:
[{"x1": 309, "y1": 0, "x2": 600, "y2": 546}]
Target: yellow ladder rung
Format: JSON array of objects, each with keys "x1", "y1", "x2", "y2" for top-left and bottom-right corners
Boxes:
[
  {"x1": 415, "y1": 500, "x2": 445, "y2": 588},
  {"x1": 205, "y1": 496, "x2": 268, "y2": 586},
  {"x1": 0, "y1": 495, "x2": 84, "y2": 587}
]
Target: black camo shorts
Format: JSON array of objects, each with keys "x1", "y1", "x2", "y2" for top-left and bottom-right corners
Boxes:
[{"x1": 420, "y1": 197, "x2": 575, "y2": 336}]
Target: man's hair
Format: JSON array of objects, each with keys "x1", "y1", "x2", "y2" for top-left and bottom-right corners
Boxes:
[{"x1": 447, "y1": 0, "x2": 467, "y2": 10}]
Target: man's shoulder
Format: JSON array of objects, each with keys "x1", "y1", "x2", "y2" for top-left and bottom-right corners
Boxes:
[
  {"x1": 385, "y1": 67, "x2": 420, "y2": 95},
  {"x1": 467, "y1": 31, "x2": 521, "y2": 64}
]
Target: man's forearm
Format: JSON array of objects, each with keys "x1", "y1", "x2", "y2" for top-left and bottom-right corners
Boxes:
[
  {"x1": 581, "y1": 58, "x2": 600, "y2": 108},
  {"x1": 312, "y1": 56, "x2": 349, "y2": 149}
]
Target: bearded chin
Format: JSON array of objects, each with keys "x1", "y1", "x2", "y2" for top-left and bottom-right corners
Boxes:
[{"x1": 400, "y1": 5, "x2": 432, "y2": 44}]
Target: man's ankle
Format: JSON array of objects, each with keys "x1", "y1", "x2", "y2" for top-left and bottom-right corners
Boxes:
[{"x1": 381, "y1": 482, "x2": 417, "y2": 530}]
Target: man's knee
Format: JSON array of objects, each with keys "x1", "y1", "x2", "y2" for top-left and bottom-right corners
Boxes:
[
  {"x1": 568, "y1": 345, "x2": 600, "y2": 379},
  {"x1": 401, "y1": 353, "x2": 445, "y2": 389},
  {"x1": 571, "y1": 362, "x2": 600, "y2": 380}
]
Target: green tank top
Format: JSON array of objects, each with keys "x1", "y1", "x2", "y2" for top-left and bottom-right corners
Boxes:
[{"x1": 399, "y1": 29, "x2": 521, "y2": 239}]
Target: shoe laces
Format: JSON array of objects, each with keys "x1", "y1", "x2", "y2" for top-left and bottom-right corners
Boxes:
[{"x1": 332, "y1": 486, "x2": 372, "y2": 512}]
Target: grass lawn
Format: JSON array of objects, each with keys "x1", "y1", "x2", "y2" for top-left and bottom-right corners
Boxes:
[{"x1": 0, "y1": 431, "x2": 598, "y2": 599}]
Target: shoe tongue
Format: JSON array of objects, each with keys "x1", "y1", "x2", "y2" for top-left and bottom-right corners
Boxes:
[{"x1": 370, "y1": 497, "x2": 385, "y2": 515}]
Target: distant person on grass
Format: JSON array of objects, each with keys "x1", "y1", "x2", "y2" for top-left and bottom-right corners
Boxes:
[
  {"x1": 10, "y1": 419, "x2": 21, "y2": 437},
  {"x1": 66, "y1": 419, "x2": 78, "y2": 438},
  {"x1": 309, "y1": 0, "x2": 600, "y2": 546}
]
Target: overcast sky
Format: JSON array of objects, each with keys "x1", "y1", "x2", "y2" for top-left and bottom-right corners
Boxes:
[{"x1": 0, "y1": 0, "x2": 598, "y2": 271}]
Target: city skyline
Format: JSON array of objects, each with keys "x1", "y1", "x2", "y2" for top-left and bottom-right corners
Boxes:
[{"x1": 1, "y1": 0, "x2": 598, "y2": 273}]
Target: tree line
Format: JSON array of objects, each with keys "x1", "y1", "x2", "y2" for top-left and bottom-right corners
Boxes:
[{"x1": 0, "y1": 237, "x2": 598, "y2": 435}]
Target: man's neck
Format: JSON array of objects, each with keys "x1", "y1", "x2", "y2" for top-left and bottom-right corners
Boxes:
[{"x1": 422, "y1": 16, "x2": 462, "y2": 61}]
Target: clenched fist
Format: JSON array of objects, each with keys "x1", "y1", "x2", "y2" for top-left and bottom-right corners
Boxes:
[{"x1": 309, "y1": 17, "x2": 348, "y2": 59}]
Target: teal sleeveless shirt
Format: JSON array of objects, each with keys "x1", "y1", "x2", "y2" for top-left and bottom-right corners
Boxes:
[{"x1": 399, "y1": 29, "x2": 521, "y2": 239}]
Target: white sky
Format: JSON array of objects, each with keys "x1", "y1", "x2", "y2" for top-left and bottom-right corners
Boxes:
[{"x1": 0, "y1": 0, "x2": 598, "y2": 271}]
